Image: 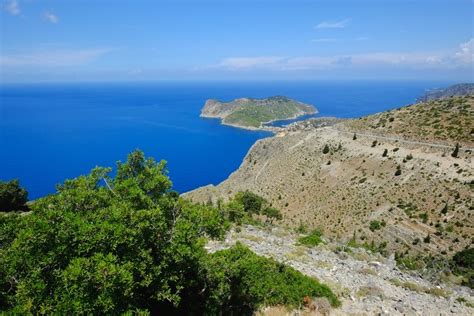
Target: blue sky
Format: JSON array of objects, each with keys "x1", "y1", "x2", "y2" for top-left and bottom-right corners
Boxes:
[{"x1": 1, "y1": 0, "x2": 473, "y2": 82}]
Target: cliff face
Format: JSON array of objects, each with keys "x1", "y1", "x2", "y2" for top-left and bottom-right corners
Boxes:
[
  {"x1": 186, "y1": 96, "x2": 474, "y2": 258},
  {"x1": 200, "y1": 96, "x2": 317, "y2": 129},
  {"x1": 200, "y1": 99, "x2": 239, "y2": 119}
]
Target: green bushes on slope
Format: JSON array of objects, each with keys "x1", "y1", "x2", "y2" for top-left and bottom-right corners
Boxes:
[
  {"x1": 0, "y1": 150, "x2": 337, "y2": 314},
  {"x1": 205, "y1": 243, "x2": 340, "y2": 314}
]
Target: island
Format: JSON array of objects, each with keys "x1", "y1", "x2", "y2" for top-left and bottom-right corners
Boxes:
[{"x1": 200, "y1": 96, "x2": 317, "y2": 130}]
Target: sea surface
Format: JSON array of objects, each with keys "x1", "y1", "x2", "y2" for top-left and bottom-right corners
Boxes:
[{"x1": 0, "y1": 80, "x2": 452, "y2": 199}]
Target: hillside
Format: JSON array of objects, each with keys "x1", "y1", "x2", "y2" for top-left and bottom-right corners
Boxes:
[
  {"x1": 419, "y1": 83, "x2": 474, "y2": 102},
  {"x1": 344, "y1": 95, "x2": 474, "y2": 146},
  {"x1": 200, "y1": 96, "x2": 317, "y2": 129},
  {"x1": 185, "y1": 95, "x2": 474, "y2": 260},
  {"x1": 208, "y1": 225, "x2": 474, "y2": 315}
]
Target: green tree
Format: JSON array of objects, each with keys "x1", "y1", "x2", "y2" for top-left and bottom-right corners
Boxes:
[
  {"x1": 234, "y1": 190, "x2": 265, "y2": 215},
  {"x1": 0, "y1": 151, "x2": 338, "y2": 313},
  {"x1": 0, "y1": 179, "x2": 28, "y2": 212}
]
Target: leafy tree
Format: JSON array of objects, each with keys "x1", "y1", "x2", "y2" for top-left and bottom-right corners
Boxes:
[
  {"x1": 234, "y1": 190, "x2": 265, "y2": 215},
  {"x1": 0, "y1": 150, "x2": 225, "y2": 313},
  {"x1": 0, "y1": 179, "x2": 28, "y2": 212},
  {"x1": 0, "y1": 151, "x2": 334, "y2": 313}
]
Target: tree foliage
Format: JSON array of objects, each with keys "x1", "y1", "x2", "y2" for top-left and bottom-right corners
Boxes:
[
  {"x1": 0, "y1": 150, "x2": 336, "y2": 314},
  {"x1": 0, "y1": 179, "x2": 28, "y2": 212}
]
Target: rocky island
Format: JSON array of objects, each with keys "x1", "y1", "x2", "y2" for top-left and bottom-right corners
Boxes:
[{"x1": 200, "y1": 96, "x2": 317, "y2": 130}]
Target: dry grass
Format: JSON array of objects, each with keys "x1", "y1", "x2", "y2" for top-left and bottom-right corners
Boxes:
[
  {"x1": 355, "y1": 284, "x2": 384, "y2": 298},
  {"x1": 390, "y1": 279, "x2": 451, "y2": 298}
]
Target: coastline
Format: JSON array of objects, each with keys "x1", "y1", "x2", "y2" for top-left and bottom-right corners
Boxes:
[{"x1": 200, "y1": 107, "x2": 318, "y2": 133}]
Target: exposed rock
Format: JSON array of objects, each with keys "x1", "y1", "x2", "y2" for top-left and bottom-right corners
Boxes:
[{"x1": 208, "y1": 225, "x2": 474, "y2": 315}]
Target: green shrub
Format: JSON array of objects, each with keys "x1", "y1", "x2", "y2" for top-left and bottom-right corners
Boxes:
[
  {"x1": 453, "y1": 248, "x2": 474, "y2": 269},
  {"x1": 234, "y1": 190, "x2": 265, "y2": 215},
  {"x1": 0, "y1": 179, "x2": 28, "y2": 212},
  {"x1": 369, "y1": 220, "x2": 382, "y2": 232},
  {"x1": 205, "y1": 243, "x2": 340, "y2": 314},
  {"x1": 0, "y1": 151, "x2": 329, "y2": 314},
  {"x1": 394, "y1": 165, "x2": 402, "y2": 176},
  {"x1": 298, "y1": 229, "x2": 323, "y2": 246},
  {"x1": 322, "y1": 144, "x2": 330, "y2": 154}
]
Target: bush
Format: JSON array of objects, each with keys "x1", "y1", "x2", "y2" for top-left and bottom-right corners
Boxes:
[
  {"x1": 394, "y1": 165, "x2": 402, "y2": 176},
  {"x1": 322, "y1": 144, "x2": 330, "y2": 154},
  {"x1": 234, "y1": 190, "x2": 265, "y2": 215},
  {"x1": 0, "y1": 151, "x2": 320, "y2": 313},
  {"x1": 452, "y1": 248, "x2": 474, "y2": 288},
  {"x1": 0, "y1": 179, "x2": 28, "y2": 212},
  {"x1": 262, "y1": 207, "x2": 282, "y2": 223},
  {"x1": 382, "y1": 149, "x2": 388, "y2": 157},
  {"x1": 453, "y1": 248, "x2": 474, "y2": 270},
  {"x1": 298, "y1": 229, "x2": 323, "y2": 246},
  {"x1": 205, "y1": 244, "x2": 340, "y2": 314},
  {"x1": 369, "y1": 220, "x2": 382, "y2": 232}
]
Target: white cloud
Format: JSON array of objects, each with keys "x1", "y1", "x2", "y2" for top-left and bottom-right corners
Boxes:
[
  {"x1": 44, "y1": 11, "x2": 59, "y2": 24},
  {"x1": 455, "y1": 38, "x2": 474, "y2": 64},
  {"x1": 315, "y1": 18, "x2": 351, "y2": 29},
  {"x1": 0, "y1": 48, "x2": 112, "y2": 67},
  {"x1": 217, "y1": 56, "x2": 285, "y2": 70},
  {"x1": 213, "y1": 39, "x2": 474, "y2": 72},
  {"x1": 3, "y1": 0, "x2": 20, "y2": 16}
]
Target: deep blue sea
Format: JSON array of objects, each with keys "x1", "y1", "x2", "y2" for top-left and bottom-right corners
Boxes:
[{"x1": 0, "y1": 80, "x2": 452, "y2": 199}]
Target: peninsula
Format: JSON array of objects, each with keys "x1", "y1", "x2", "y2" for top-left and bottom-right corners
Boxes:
[{"x1": 200, "y1": 96, "x2": 317, "y2": 130}]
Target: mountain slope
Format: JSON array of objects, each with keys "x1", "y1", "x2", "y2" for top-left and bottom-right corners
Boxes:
[
  {"x1": 419, "y1": 83, "x2": 474, "y2": 102},
  {"x1": 186, "y1": 96, "x2": 474, "y2": 259}
]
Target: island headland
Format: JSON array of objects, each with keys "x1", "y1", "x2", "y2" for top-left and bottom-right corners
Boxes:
[{"x1": 200, "y1": 96, "x2": 317, "y2": 131}]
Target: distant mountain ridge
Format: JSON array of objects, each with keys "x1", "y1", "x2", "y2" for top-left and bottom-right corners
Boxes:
[
  {"x1": 200, "y1": 96, "x2": 317, "y2": 130},
  {"x1": 419, "y1": 83, "x2": 474, "y2": 101}
]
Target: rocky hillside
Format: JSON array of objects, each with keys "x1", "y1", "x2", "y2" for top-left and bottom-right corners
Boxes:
[
  {"x1": 201, "y1": 96, "x2": 317, "y2": 129},
  {"x1": 419, "y1": 83, "x2": 474, "y2": 102},
  {"x1": 185, "y1": 96, "x2": 474, "y2": 259},
  {"x1": 207, "y1": 225, "x2": 474, "y2": 315},
  {"x1": 344, "y1": 95, "x2": 474, "y2": 146}
]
